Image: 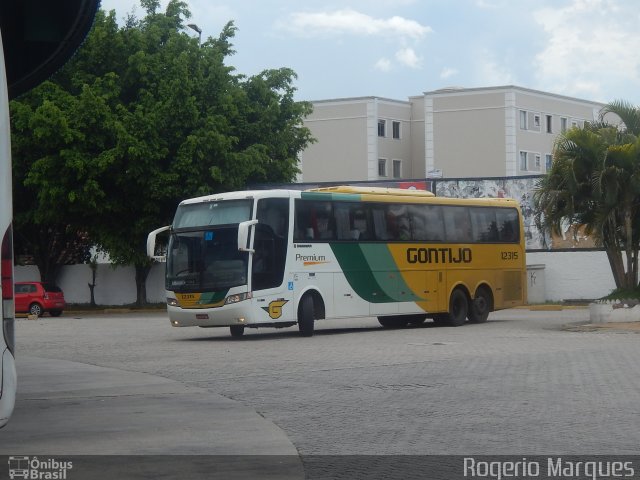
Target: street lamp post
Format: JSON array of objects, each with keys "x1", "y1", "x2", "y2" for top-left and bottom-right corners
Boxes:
[{"x1": 187, "y1": 23, "x2": 202, "y2": 45}]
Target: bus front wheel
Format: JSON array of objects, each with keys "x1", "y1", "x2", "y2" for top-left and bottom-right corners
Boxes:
[
  {"x1": 230, "y1": 325, "x2": 245, "y2": 337},
  {"x1": 447, "y1": 288, "x2": 468, "y2": 327},
  {"x1": 298, "y1": 295, "x2": 315, "y2": 337}
]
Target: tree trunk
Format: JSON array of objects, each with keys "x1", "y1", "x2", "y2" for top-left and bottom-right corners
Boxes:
[
  {"x1": 604, "y1": 246, "x2": 624, "y2": 290},
  {"x1": 134, "y1": 263, "x2": 151, "y2": 306}
]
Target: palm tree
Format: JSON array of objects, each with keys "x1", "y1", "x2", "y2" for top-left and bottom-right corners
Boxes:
[{"x1": 534, "y1": 100, "x2": 640, "y2": 292}]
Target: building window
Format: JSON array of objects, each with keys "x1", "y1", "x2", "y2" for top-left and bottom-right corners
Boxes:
[
  {"x1": 535, "y1": 154, "x2": 541, "y2": 169},
  {"x1": 546, "y1": 115, "x2": 552, "y2": 133},
  {"x1": 572, "y1": 120, "x2": 579, "y2": 129},
  {"x1": 520, "y1": 151, "x2": 528, "y2": 171},
  {"x1": 519, "y1": 110, "x2": 527, "y2": 130},
  {"x1": 392, "y1": 160, "x2": 402, "y2": 178},
  {"x1": 378, "y1": 119, "x2": 386, "y2": 137},
  {"x1": 392, "y1": 121, "x2": 401, "y2": 139},
  {"x1": 545, "y1": 154, "x2": 553, "y2": 171},
  {"x1": 378, "y1": 159, "x2": 387, "y2": 177},
  {"x1": 560, "y1": 117, "x2": 568, "y2": 133},
  {"x1": 534, "y1": 115, "x2": 541, "y2": 128}
]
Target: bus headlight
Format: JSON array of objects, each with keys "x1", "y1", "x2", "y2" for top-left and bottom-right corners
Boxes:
[
  {"x1": 167, "y1": 297, "x2": 179, "y2": 307},
  {"x1": 224, "y1": 292, "x2": 252, "y2": 305}
]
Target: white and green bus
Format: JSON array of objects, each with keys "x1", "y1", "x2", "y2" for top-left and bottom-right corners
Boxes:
[{"x1": 148, "y1": 186, "x2": 526, "y2": 337}]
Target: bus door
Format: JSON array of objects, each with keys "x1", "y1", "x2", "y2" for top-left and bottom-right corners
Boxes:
[{"x1": 251, "y1": 198, "x2": 295, "y2": 323}]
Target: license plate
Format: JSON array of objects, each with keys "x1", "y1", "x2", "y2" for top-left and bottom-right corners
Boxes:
[{"x1": 196, "y1": 314, "x2": 209, "y2": 320}]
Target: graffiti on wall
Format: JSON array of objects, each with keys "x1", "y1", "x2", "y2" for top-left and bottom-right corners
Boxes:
[{"x1": 433, "y1": 176, "x2": 596, "y2": 251}]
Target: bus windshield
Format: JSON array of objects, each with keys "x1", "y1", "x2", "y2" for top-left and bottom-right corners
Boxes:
[
  {"x1": 173, "y1": 200, "x2": 252, "y2": 229},
  {"x1": 167, "y1": 226, "x2": 249, "y2": 292}
]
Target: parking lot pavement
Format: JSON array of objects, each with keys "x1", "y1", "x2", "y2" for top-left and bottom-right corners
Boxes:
[{"x1": 0, "y1": 355, "x2": 304, "y2": 479}]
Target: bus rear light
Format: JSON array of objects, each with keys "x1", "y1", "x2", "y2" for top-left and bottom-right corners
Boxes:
[
  {"x1": 1, "y1": 227, "x2": 12, "y2": 301},
  {"x1": 1, "y1": 226, "x2": 15, "y2": 354}
]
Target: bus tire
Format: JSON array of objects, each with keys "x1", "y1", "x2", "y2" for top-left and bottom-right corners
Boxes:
[
  {"x1": 468, "y1": 286, "x2": 492, "y2": 324},
  {"x1": 298, "y1": 294, "x2": 315, "y2": 337},
  {"x1": 447, "y1": 288, "x2": 468, "y2": 327},
  {"x1": 230, "y1": 325, "x2": 245, "y2": 337}
]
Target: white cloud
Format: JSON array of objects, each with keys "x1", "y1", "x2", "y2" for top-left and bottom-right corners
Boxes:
[
  {"x1": 475, "y1": 50, "x2": 514, "y2": 85},
  {"x1": 375, "y1": 58, "x2": 392, "y2": 72},
  {"x1": 283, "y1": 9, "x2": 431, "y2": 40},
  {"x1": 395, "y1": 48, "x2": 421, "y2": 69},
  {"x1": 533, "y1": 0, "x2": 640, "y2": 101},
  {"x1": 440, "y1": 67, "x2": 458, "y2": 79}
]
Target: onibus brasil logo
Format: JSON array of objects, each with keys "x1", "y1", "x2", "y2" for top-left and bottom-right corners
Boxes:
[{"x1": 8, "y1": 456, "x2": 73, "y2": 479}]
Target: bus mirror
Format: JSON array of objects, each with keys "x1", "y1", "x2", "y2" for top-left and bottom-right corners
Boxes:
[
  {"x1": 238, "y1": 220, "x2": 258, "y2": 253},
  {"x1": 147, "y1": 225, "x2": 170, "y2": 261}
]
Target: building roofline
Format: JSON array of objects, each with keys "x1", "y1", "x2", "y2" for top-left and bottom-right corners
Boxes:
[
  {"x1": 423, "y1": 85, "x2": 606, "y2": 106},
  {"x1": 308, "y1": 96, "x2": 410, "y2": 105}
]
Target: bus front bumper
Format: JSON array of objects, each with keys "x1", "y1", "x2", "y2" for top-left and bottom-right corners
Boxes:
[{"x1": 166, "y1": 301, "x2": 254, "y2": 328}]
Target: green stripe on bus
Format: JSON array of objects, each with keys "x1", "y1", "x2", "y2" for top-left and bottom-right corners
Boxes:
[
  {"x1": 301, "y1": 192, "x2": 361, "y2": 202},
  {"x1": 329, "y1": 243, "x2": 394, "y2": 303},
  {"x1": 360, "y1": 244, "x2": 422, "y2": 302}
]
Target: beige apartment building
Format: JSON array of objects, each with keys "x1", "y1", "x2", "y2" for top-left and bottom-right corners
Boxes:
[{"x1": 299, "y1": 86, "x2": 605, "y2": 182}]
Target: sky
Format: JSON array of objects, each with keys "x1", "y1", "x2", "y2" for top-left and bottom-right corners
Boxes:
[{"x1": 99, "y1": 0, "x2": 640, "y2": 104}]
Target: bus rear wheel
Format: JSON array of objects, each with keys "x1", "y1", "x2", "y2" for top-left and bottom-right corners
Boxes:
[
  {"x1": 446, "y1": 288, "x2": 468, "y2": 327},
  {"x1": 298, "y1": 294, "x2": 315, "y2": 337},
  {"x1": 468, "y1": 286, "x2": 492, "y2": 323},
  {"x1": 230, "y1": 325, "x2": 245, "y2": 337}
]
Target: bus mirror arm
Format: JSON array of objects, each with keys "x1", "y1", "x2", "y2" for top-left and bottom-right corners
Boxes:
[
  {"x1": 238, "y1": 220, "x2": 258, "y2": 253},
  {"x1": 147, "y1": 225, "x2": 171, "y2": 261}
]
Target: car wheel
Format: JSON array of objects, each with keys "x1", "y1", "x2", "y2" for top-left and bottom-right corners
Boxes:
[{"x1": 29, "y1": 303, "x2": 43, "y2": 317}]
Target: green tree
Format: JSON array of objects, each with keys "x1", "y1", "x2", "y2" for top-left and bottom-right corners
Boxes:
[
  {"x1": 11, "y1": 1, "x2": 314, "y2": 302},
  {"x1": 533, "y1": 100, "x2": 640, "y2": 292}
]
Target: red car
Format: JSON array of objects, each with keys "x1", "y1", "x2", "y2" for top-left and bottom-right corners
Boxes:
[{"x1": 14, "y1": 282, "x2": 65, "y2": 317}]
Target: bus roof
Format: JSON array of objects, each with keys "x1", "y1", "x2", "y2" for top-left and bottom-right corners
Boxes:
[{"x1": 309, "y1": 186, "x2": 435, "y2": 197}]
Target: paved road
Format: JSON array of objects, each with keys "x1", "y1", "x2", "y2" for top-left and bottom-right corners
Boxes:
[{"x1": 1, "y1": 308, "x2": 639, "y2": 477}]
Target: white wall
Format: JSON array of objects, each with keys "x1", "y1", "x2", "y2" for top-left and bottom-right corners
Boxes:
[
  {"x1": 15, "y1": 263, "x2": 167, "y2": 305},
  {"x1": 526, "y1": 250, "x2": 616, "y2": 301},
  {"x1": 14, "y1": 250, "x2": 616, "y2": 305}
]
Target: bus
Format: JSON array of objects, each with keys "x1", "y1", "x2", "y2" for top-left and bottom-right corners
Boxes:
[
  {"x1": 148, "y1": 186, "x2": 526, "y2": 337},
  {"x1": 0, "y1": 0, "x2": 99, "y2": 427}
]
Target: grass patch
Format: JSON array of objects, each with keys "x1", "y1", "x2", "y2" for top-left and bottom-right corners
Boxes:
[{"x1": 601, "y1": 287, "x2": 640, "y2": 301}]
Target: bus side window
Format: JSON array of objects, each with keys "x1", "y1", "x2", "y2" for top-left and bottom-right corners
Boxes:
[
  {"x1": 372, "y1": 207, "x2": 390, "y2": 240},
  {"x1": 471, "y1": 208, "x2": 499, "y2": 242},
  {"x1": 497, "y1": 209, "x2": 519, "y2": 243},
  {"x1": 334, "y1": 204, "x2": 352, "y2": 240},
  {"x1": 443, "y1": 207, "x2": 471, "y2": 243},
  {"x1": 408, "y1": 205, "x2": 444, "y2": 242}
]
